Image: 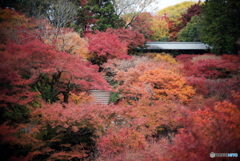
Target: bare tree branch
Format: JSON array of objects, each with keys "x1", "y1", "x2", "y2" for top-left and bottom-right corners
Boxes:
[{"x1": 111, "y1": 0, "x2": 158, "y2": 28}]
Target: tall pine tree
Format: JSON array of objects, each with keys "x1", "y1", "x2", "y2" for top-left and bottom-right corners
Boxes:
[{"x1": 200, "y1": 0, "x2": 240, "y2": 54}]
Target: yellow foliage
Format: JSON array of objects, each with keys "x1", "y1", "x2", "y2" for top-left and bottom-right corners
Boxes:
[
  {"x1": 34, "y1": 20, "x2": 88, "y2": 60},
  {"x1": 153, "y1": 52, "x2": 177, "y2": 64},
  {"x1": 69, "y1": 92, "x2": 94, "y2": 106},
  {"x1": 121, "y1": 13, "x2": 133, "y2": 26},
  {"x1": 157, "y1": 1, "x2": 196, "y2": 21},
  {"x1": 56, "y1": 32, "x2": 88, "y2": 60},
  {"x1": 150, "y1": 16, "x2": 169, "y2": 41}
]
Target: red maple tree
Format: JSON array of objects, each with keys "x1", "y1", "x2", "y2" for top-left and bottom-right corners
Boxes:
[{"x1": 4, "y1": 39, "x2": 111, "y2": 103}]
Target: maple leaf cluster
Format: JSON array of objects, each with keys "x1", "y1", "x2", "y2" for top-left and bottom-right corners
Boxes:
[
  {"x1": 176, "y1": 53, "x2": 240, "y2": 100},
  {"x1": 0, "y1": 8, "x2": 112, "y2": 160},
  {"x1": 131, "y1": 12, "x2": 154, "y2": 41},
  {"x1": 86, "y1": 27, "x2": 145, "y2": 68},
  {"x1": 168, "y1": 100, "x2": 240, "y2": 161},
  {"x1": 1, "y1": 7, "x2": 240, "y2": 161},
  {"x1": 103, "y1": 55, "x2": 195, "y2": 104}
]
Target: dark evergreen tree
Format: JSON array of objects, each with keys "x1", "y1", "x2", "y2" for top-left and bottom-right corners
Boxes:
[
  {"x1": 76, "y1": 0, "x2": 124, "y2": 33},
  {"x1": 178, "y1": 15, "x2": 201, "y2": 42},
  {"x1": 200, "y1": 0, "x2": 240, "y2": 54}
]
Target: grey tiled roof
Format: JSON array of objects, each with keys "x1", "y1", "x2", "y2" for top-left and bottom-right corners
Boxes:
[{"x1": 146, "y1": 42, "x2": 212, "y2": 50}]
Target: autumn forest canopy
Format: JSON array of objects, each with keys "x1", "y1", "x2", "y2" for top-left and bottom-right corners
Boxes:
[{"x1": 0, "y1": 0, "x2": 240, "y2": 160}]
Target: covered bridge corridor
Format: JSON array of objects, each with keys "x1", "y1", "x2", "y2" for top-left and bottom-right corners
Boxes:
[{"x1": 143, "y1": 42, "x2": 212, "y2": 55}]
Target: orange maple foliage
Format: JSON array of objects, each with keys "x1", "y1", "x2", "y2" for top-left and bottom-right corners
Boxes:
[
  {"x1": 0, "y1": 8, "x2": 35, "y2": 29},
  {"x1": 68, "y1": 91, "x2": 94, "y2": 105},
  {"x1": 132, "y1": 100, "x2": 183, "y2": 137},
  {"x1": 139, "y1": 68, "x2": 195, "y2": 104},
  {"x1": 115, "y1": 63, "x2": 154, "y2": 101},
  {"x1": 35, "y1": 20, "x2": 89, "y2": 60},
  {"x1": 0, "y1": 8, "x2": 36, "y2": 43},
  {"x1": 55, "y1": 31, "x2": 89, "y2": 60},
  {"x1": 109, "y1": 55, "x2": 194, "y2": 104}
]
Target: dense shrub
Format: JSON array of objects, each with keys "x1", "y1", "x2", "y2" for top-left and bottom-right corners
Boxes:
[
  {"x1": 168, "y1": 101, "x2": 240, "y2": 161},
  {"x1": 86, "y1": 30, "x2": 129, "y2": 68},
  {"x1": 139, "y1": 68, "x2": 195, "y2": 104},
  {"x1": 153, "y1": 52, "x2": 177, "y2": 64},
  {"x1": 177, "y1": 53, "x2": 240, "y2": 101}
]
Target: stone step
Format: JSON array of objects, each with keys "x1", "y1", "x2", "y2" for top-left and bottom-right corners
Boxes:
[{"x1": 90, "y1": 90, "x2": 111, "y2": 105}]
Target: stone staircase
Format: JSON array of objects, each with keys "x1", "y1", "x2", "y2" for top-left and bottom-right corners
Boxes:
[{"x1": 90, "y1": 90, "x2": 111, "y2": 105}]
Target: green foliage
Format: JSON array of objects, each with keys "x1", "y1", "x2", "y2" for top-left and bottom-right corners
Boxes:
[
  {"x1": 157, "y1": 1, "x2": 202, "y2": 41},
  {"x1": 34, "y1": 76, "x2": 59, "y2": 103},
  {"x1": 200, "y1": 0, "x2": 240, "y2": 54},
  {"x1": 108, "y1": 92, "x2": 119, "y2": 104},
  {"x1": 77, "y1": 0, "x2": 124, "y2": 32},
  {"x1": 1, "y1": 105, "x2": 30, "y2": 124},
  {"x1": 33, "y1": 125, "x2": 96, "y2": 160},
  {"x1": 178, "y1": 15, "x2": 201, "y2": 42},
  {"x1": 160, "y1": 36, "x2": 169, "y2": 42}
]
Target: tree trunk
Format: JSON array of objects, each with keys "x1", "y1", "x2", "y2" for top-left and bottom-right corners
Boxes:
[{"x1": 63, "y1": 92, "x2": 69, "y2": 103}]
